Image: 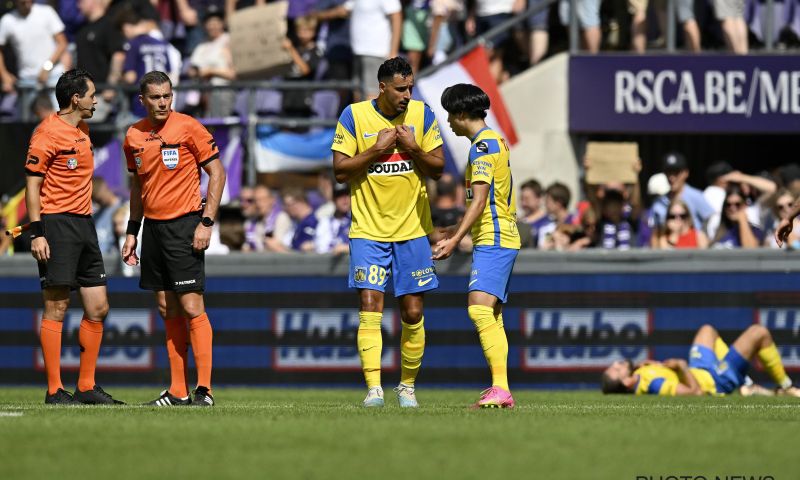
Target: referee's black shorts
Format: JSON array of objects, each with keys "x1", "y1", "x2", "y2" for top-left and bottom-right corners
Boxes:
[
  {"x1": 38, "y1": 213, "x2": 107, "y2": 290},
  {"x1": 140, "y1": 212, "x2": 205, "y2": 293}
]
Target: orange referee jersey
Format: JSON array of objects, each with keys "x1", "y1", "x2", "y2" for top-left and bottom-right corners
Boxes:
[
  {"x1": 123, "y1": 111, "x2": 219, "y2": 220},
  {"x1": 25, "y1": 114, "x2": 94, "y2": 215}
]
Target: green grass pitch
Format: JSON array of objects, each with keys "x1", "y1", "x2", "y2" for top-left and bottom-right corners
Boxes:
[{"x1": 0, "y1": 387, "x2": 796, "y2": 480}]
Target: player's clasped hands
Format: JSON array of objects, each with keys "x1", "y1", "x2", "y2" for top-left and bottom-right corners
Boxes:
[
  {"x1": 395, "y1": 124, "x2": 418, "y2": 150},
  {"x1": 121, "y1": 235, "x2": 139, "y2": 266},
  {"x1": 374, "y1": 128, "x2": 397, "y2": 151},
  {"x1": 30, "y1": 237, "x2": 50, "y2": 263}
]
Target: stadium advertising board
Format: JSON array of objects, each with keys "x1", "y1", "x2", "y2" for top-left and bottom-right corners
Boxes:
[
  {"x1": 34, "y1": 309, "x2": 154, "y2": 371},
  {"x1": 273, "y1": 309, "x2": 399, "y2": 371},
  {"x1": 570, "y1": 55, "x2": 800, "y2": 133},
  {"x1": 757, "y1": 309, "x2": 800, "y2": 370},
  {"x1": 521, "y1": 309, "x2": 651, "y2": 370}
]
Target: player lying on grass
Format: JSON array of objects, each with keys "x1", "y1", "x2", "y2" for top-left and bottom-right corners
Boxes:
[{"x1": 602, "y1": 323, "x2": 800, "y2": 396}]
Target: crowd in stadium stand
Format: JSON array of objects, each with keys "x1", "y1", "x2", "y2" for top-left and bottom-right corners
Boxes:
[{"x1": 2, "y1": 0, "x2": 800, "y2": 263}]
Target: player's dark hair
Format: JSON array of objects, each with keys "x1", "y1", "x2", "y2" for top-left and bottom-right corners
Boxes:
[
  {"x1": 601, "y1": 372, "x2": 630, "y2": 394},
  {"x1": 55, "y1": 69, "x2": 94, "y2": 109},
  {"x1": 520, "y1": 179, "x2": 543, "y2": 197},
  {"x1": 377, "y1": 57, "x2": 413, "y2": 83},
  {"x1": 546, "y1": 182, "x2": 571, "y2": 209},
  {"x1": 140, "y1": 71, "x2": 172, "y2": 95},
  {"x1": 440, "y1": 83, "x2": 490, "y2": 119}
]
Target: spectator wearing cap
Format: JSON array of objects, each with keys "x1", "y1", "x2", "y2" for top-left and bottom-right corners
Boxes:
[
  {"x1": 315, "y1": 182, "x2": 351, "y2": 254},
  {"x1": 651, "y1": 152, "x2": 714, "y2": 233}
]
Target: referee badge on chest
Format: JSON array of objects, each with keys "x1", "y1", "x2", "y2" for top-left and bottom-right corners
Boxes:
[
  {"x1": 135, "y1": 156, "x2": 142, "y2": 169},
  {"x1": 161, "y1": 147, "x2": 179, "y2": 170},
  {"x1": 67, "y1": 158, "x2": 78, "y2": 170}
]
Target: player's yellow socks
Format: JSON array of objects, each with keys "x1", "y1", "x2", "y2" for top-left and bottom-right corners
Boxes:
[
  {"x1": 400, "y1": 318, "x2": 425, "y2": 386},
  {"x1": 494, "y1": 312, "x2": 504, "y2": 329},
  {"x1": 77, "y1": 318, "x2": 103, "y2": 392},
  {"x1": 469, "y1": 305, "x2": 509, "y2": 391},
  {"x1": 358, "y1": 312, "x2": 383, "y2": 388},
  {"x1": 165, "y1": 317, "x2": 189, "y2": 398},
  {"x1": 40, "y1": 319, "x2": 64, "y2": 395},
  {"x1": 713, "y1": 337, "x2": 729, "y2": 360},
  {"x1": 189, "y1": 313, "x2": 213, "y2": 391},
  {"x1": 758, "y1": 343, "x2": 792, "y2": 389}
]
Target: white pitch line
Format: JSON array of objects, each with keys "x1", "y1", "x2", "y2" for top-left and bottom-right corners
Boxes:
[{"x1": 0, "y1": 411, "x2": 23, "y2": 417}]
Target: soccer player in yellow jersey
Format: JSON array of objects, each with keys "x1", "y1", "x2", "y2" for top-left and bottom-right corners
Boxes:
[
  {"x1": 433, "y1": 84, "x2": 521, "y2": 408},
  {"x1": 602, "y1": 323, "x2": 800, "y2": 397},
  {"x1": 331, "y1": 57, "x2": 444, "y2": 408}
]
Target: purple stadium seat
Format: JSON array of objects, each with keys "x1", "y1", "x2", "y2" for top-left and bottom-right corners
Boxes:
[
  {"x1": 747, "y1": 0, "x2": 788, "y2": 43},
  {"x1": 234, "y1": 89, "x2": 283, "y2": 117},
  {"x1": 311, "y1": 90, "x2": 340, "y2": 120},
  {"x1": 0, "y1": 93, "x2": 19, "y2": 118}
]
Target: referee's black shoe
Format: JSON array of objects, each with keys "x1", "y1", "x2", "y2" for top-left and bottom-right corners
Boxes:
[
  {"x1": 44, "y1": 388, "x2": 79, "y2": 405},
  {"x1": 74, "y1": 385, "x2": 125, "y2": 405},
  {"x1": 145, "y1": 389, "x2": 192, "y2": 406},
  {"x1": 191, "y1": 386, "x2": 214, "y2": 407}
]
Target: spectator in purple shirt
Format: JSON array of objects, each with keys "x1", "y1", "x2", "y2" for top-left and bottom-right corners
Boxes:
[
  {"x1": 710, "y1": 185, "x2": 763, "y2": 249},
  {"x1": 119, "y1": 6, "x2": 182, "y2": 117},
  {"x1": 598, "y1": 189, "x2": 632, "y2": 250},
  {"x1": 282, "y1": 187, "x2": 319, "y2": 252}
]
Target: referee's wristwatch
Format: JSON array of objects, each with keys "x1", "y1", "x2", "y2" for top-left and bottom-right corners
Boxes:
[{"x1": 201, "y1": 216, "x2": 214, "y2": 227}]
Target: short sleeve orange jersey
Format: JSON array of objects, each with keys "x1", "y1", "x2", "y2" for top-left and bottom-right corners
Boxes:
[
  {"x1": 24, "y1": 114, "x2": 94, "y2": 215},
  {"x1": 123, "y1": 111, "x2": 219, "y2": 220}
]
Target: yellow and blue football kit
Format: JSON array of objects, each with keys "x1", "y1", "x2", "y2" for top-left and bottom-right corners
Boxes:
[
  {"x1": 633, "y1": 363, "x2": 720, "y2": 396},
  {"x1": 466, "y1": 127, "x2": 520, "y2": 303},
  {"x1": 688, "y1": 344, "x2": 750, "y2": 394},
  {"x1": 332, "y1": 99, "x2": 442, "y2": 296},
  {"x1": 331, "y1": 98, "x2": 442, "y2": 392}
]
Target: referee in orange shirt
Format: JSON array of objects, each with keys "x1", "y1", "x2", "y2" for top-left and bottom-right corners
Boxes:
[
  {"x1": 25, "y1": 69, "x2": 123, "y2": 405},
  {"x1": 121, "y1": 71, "x2": 226, "y2": 407}
]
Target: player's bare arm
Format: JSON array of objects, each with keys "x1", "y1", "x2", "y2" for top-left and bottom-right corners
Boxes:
[
  {"x1": 333, "y1": 128, "x2": 397, "y2": 182},
  {"x1": 25, "y1": 175, "x2": 49, "y2": 263},
  {"x1": 663, "y1": 358, "x2": 702, "y2": 395},
  {"x1": 122, "y1": 175, "x2": 144, "y2": 266},
  {"x1": 395, "y1": 125, "x2": 444, "y2": 180},
  {"x1": 193, "y1": 158, "x2": 226, "y2": 252},
  {"x1": 432, "y1": 181, "x2": 489, "y2": 260}
]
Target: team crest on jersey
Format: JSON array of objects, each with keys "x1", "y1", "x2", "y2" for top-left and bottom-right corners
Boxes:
[
  {"x1": 135, "y1": 157, "x2": 142, "y2": 169},
  {"x1": 67, "y1": 158, "x2": 78, "y2": 170},
  {"x1": 161, "y1": 148, "x2": 179, "y2": 170},
  {"x1": 354, "y1": 266, "x2": 367, "y2": 283},
  {"x1": 476, "y1": 141, "x2": 489, "y2": 153}
]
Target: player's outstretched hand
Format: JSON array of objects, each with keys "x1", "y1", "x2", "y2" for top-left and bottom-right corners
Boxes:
[
  {"x1": 122, "y1": 235, "x2": 139, "y2": 266},
  {"x1": 395, "y1": 124, "x2": 418, "y2": 151},
  {"x1": 193, "y1": 222, "x2": 212, "y2": 252},
  {"x1": 775, "y1": 217, "x2": 793, "y2": 248},
  {"x1": 432, "y1": 237, "x2": 458, "y2": 261},
  {"x1": 31, "y1": 237, "x2": 50, "y2": 263},
  {"x1": 374, "y1": 128, "x2": 397, "y2": 151}
]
